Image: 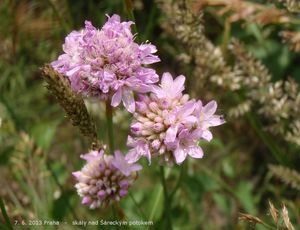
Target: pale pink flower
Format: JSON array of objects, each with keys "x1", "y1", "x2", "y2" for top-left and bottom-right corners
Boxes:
[
  {"x1": 73, "y1": 149, "x2": 142, "y2": 209},
  {"x1": 126, "y1": 73, "x2": 225, "y2": 165},
  {"x1": 51, "y1": 14, "x2": 160, "y2": 112}
]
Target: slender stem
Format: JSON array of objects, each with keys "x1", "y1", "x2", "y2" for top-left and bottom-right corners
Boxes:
[
  {"x1": 232, "y1": 92, "x2": 286, "y2": 165},
  {"x1": 129, "y1": 192, "x2": 146, "y2": 220},
  {"x1": 124, "y1": 0, "x2": 139, "y2": 40},
  {"x1": 159, "y1": 166, "x2": 173, "y2": 230},
  {"x1": 148, "y1": 168, "x2": 171, "y2": 230},
  {"x1": 245, "y1": 113, "x2": 286, "y2": 164},
  {"x1": 148, "y1": 186, "x2": 163, "y2": 229},
  {"x1": 199, "y1": 164, "x2": 239, "y2": 201},
  {"x1": 106, "y1": 101, "x2": 118, "y2": 225},
  {"x1": 169, "y1": 164, "x2": 186, "y2": 200},
  {"x1": 111, "y1": 205, "x2": 119, "y2": 230},
  {"x1": 221, "y1": 18, "x2": 231, "y2": 60},
  {"x1": 260, "y1": 222, "x2": 277, "y2": 230},
  {"x1": 45, "y1": 0, "x2": 70, "y2": 31},
  {"x1": 106, "y1": 100, "x2": 115, "y2": 154},
  {"x1": 0, "y1": 197, "x2": 13, "y2": 230},
  {"x1": 46, "y1": 162, "x2": 80, "y2": 221}
]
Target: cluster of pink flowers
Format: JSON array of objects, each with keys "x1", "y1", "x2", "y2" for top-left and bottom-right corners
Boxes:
[
  {"x1": 52, "y1": 14, "x2": 160, "y2": 112},
  {"x1": 52, "y1": 14, "x2": 224, "y2": 209},
  {"x1": 126, "y1": 73, "x2": 225, "y2": 165},
  {"x1": 73, "y1": 149, "x2": 141, "y2": 209}
]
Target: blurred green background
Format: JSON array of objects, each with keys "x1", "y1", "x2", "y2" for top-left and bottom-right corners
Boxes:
[{"x1": 0, "y1": 0, "x2": 299, "y2": 229}]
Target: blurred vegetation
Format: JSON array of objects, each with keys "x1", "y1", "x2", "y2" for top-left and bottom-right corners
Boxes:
[{"x1": 0, "y1": 0, "x2": 299, "y2": 229}]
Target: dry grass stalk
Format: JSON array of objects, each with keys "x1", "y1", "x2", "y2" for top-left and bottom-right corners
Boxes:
[
  {"x1": 195, "y1": 0, "x2": 290, "y2": 24},
  {"x1": 268, "y1": 164, "x2": 300, "y2": 191},
  {"x1": 239, "y1": 213, "x2": 263, "y2": 225},
  {"x1": 282, "y1": 205, "x2": 295, "y2": 230},
  {"x1": 268, "y1": 200, "x2": 279, "y2": 224},
  {"x1": 157, "y1": 0, "x2": 300, "y2": 147},
  {"x1": 279, "y1": 0, "x2": 300, "y2": 12},
  {"x1": 280, "y1": 31, "x2": 300, "y2": 52}
]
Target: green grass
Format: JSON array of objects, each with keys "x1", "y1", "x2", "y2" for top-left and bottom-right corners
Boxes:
[{"x1": 0, "y1": 1, "x2": 299, "y2": 229}]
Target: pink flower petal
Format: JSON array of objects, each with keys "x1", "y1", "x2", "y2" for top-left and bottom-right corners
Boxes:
[
  {"x1": 174, "y1": 148, "x2": 187, "y2": 164},
  {"x1": 188, "y1": 146, "x2": 203, "y2": 159},
  {"x1": 208, "y1": 116, "x2": 225, "y2": 127},
  {"x1": 202, "y1": 130, "x2": 213, "y2": 141},
  {"x1": 173, "y1": 75, "x2": 185, "y2": 94},
  {"x1": 165, "y1": 125, "x2": 178, "y2": 143},
  {"x1": 122, "y1": 89, "x2": 135, "y2": 113},
  {"x1": 111, "y1": 89, "x2": 122, "y2": 107},
  {"x1": 125, "y1": 149, "x2": 142, "y2": 164},
  {"x1": 161, "y1": 72, "x2": 173, "y2": 87},
  {"x1": 203, "y1": 101, "x2": 217, "y2": 116}
]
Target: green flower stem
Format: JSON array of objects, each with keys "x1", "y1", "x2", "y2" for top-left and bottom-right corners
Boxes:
[
  {"x1": 260, "y1": 222, "x2": 277, "y2": 230},
  {"x1": 46, "y1": 161, "x2": 79, "y2": 221},
  {"x1": 129, "y1": 192, "x2": 146, "y2": 220},
  {"x1": 148, "y1": 168, "x2": 171, "y2": 230},
  {"x1": 148, "y1": 185, "x2": 163, "y2": 228},
  {"x1": 0, "y1": 197, "x2": 13, "y2": 230},
  {"x1": 245, "y1": 112, "x2": 287, "y2": 165},
  {"x1": 160, "y1": 166, "x2": 173, "y2": 230},
  {"x1": 124, "y1": 0, "x2": 139, "y2": 41},
  {"x1": 45, "y1": 0, "x2": 70, "y2": 31},
  {"x1": 111, "y1": 205, "x2": 119, "y2": 230},
  {"x1": 221, "y1": 18, "x2": 231, "y2": 60},
  {"x1": 232, "y1": 92, "x2": 286, "y2": 165},
  {"x1": 106, "y1": 100, "x2": 115, "y2": 154},
  {"x1": 199, "y1": 164, "x2": 239, "y2": 201},
  {"x1": 105, "y1": 101, "x2": 119, "y2": 226},
  {"x1": 169, "y1": 163, "x2": 186, "y2": 200}
]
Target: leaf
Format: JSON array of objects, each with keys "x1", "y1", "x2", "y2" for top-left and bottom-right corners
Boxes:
[
  {"x1": 144, "y1": 184, "x2": 164, "y2": 221},
  {"x1": 235, "y1": 181, "x2": 257, "y2": 215},
  {"x1": 52, "y1": 190, "x2": 75, "y2": 221}
]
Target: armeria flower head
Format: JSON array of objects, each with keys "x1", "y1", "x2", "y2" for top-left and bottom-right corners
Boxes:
[
  {"x1": 73, "y1": 148, "x2": 142, "y2": 209},
  {"x1": 51, "y1": 14, "x2": 160, "y2": 112},
  {"x1": 126, "y1": 72, "x2": 225, "y2": 165}
]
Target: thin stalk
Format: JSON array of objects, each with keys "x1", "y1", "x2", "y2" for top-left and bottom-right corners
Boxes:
[
  {"x1": 148, "y1": 186, "x2": 163, "y2": 228},
  {"x1": 105, "y1": 101, "x2": 119, "y2": 225},
  {"x1": 46, "y1": 161, "x2": 79, "y2": 221},
  {"x1": 245, "y1": 113, "x2": 286, "y2": 164},
  {"x1": 231, "y1": 92, "x2": 286, "y2": 165},
  {"x1": 124, "y1": 0, "x2": 139, "y2": 40},
  {"x1": 159, "y1": 166, "x2": 173, "y2": 230},
  {"x1": 0, "y1": 197, "x2": 13, "y2": 230},
  {"x1": 199, "y1": 164, "x2": 239, "y2": 201},
  {"x1": 221, "y1": 18, "x2": 231, "y2": 60},
  {"x1": 143, "y1": 5, "x2": 157, "y2": 40},
  {"x1": 260, "y1": 222, "x2": 277, "y2": 230},
  {"x1": 111, "y1": 205, "x2": 119, "y2": 230},
  {"x1": 129, "y1": 192, "x2": 146, "y2": 220},
  {"x1": 148, "y1": 168, "x2": 171, "y2": 229},
  {"x1": 45, "y1": 0, "x2": 70, "y2": 31},
  {"x1": 106, "y1": 100, "x2": 115, "y2": 154},
  {"x1": 169, "y1": 163, "x2": 186, "y2": 200}
]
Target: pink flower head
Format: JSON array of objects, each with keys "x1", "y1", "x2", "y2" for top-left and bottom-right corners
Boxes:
[
  {"x1": 152, "y1": 72, "x2": 185, "y2": 101},
  {"x1": 126, "y1": 136, "x2": 151, "y2": 164},
  {"x1": 73, "y1": 149, "x2": 142, "y2": 209},
  {"x1": 112, "y1": 150, "x2": 142, "y2": 176},
  {"x1": 126, "y1": 72, "x2": 225, "y2": 165},
  {"x1": 194, "y1": 100, "x2": 225, "y2": 142},
  {"x1": 51, "y1": 14, "x2": 160, "y2": 113}
]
